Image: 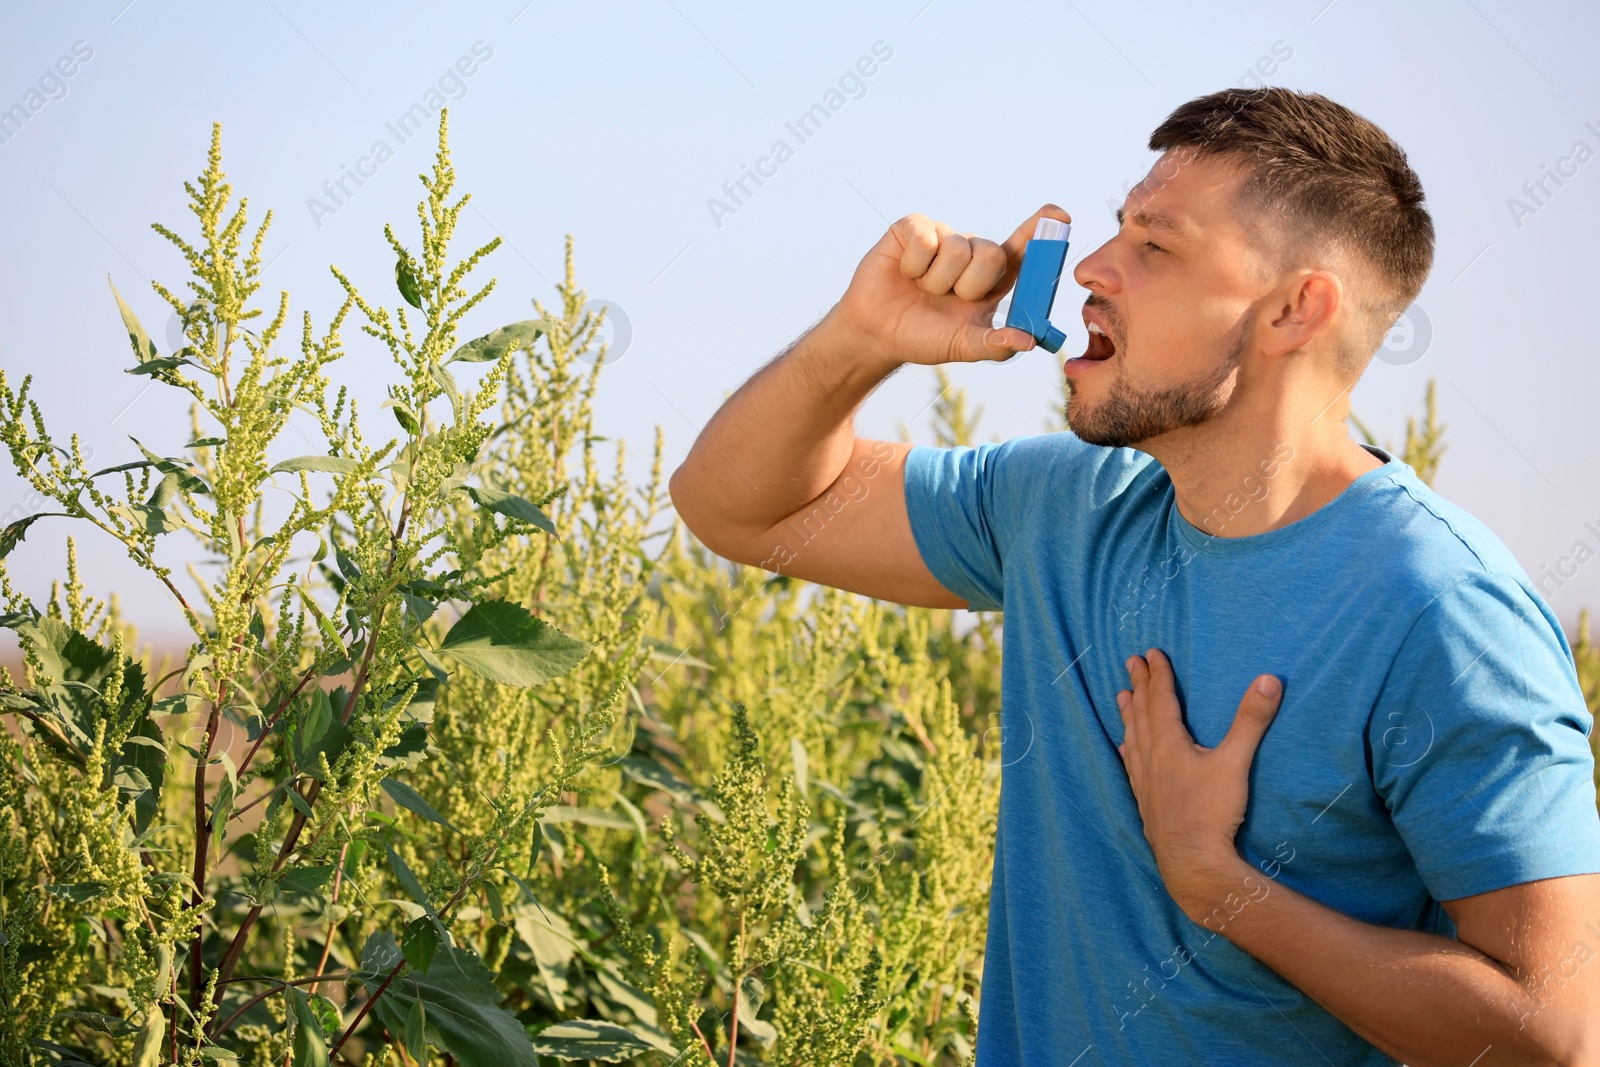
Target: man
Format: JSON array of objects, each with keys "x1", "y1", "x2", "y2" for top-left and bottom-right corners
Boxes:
[{"x1": 669, "y1": 88, "x2": 1600, "y2": 1065}]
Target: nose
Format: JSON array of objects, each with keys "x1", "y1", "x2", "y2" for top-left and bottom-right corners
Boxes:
[{"x1": 1073, "y1": 237, "x2": 1122, "y2": 296}]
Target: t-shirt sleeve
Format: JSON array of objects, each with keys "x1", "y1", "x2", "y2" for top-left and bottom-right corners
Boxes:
[
  {"x1": 901, "y1": 438, "x2": 1054, "y2": 611},
  {"x1": 1367, "y1": 571, "x2": 1600, "y2": 901}
]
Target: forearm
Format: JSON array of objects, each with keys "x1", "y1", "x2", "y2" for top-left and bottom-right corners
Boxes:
[
  {"x1": 669, "y1": 309, "x2": 899, "y2": 549},
  {"x1": 1189, "y1": 858, "x2": 1592, "y2": 1065}
]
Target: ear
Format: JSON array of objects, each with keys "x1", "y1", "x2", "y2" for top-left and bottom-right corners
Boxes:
[{"x1": 1258, "y1": 271, "x2": 1342, "y2": 358}]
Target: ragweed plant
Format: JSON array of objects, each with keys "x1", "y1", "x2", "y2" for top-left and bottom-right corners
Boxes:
[{"x1": 0, "y1": 113, "x2": 609, "y2": 1067}]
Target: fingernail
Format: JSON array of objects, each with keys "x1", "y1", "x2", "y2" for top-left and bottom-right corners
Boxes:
[
  {"x1": 1255, "y1": 675, "x2": 1280, "y2": 697},
  {"x1": 1116, "y1": 691, "x2": 1128, "y2": 709}
]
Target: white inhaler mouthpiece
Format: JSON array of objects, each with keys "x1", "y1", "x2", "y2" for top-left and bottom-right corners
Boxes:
[{"x1": 1033, "y1": 218, "x2": 1070, "y2": 242}]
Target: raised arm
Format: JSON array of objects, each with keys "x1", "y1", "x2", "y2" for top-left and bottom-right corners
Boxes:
[{"x1": 668, "y1": 205, "x2": 1070, "y2": 608}]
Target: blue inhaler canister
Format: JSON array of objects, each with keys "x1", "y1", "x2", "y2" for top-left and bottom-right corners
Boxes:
[{"x1": 1004, "y1": 217, "x2": 1071, "y2": 352}]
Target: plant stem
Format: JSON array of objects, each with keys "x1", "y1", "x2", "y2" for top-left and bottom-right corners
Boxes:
[
  {"x1": 187, "y1": 700, "x2": 221, "y2": 1009},
  {"x1": 233, "y1": 657, "x2": 328, "y2": 783},
  {"x1": 189, "y1": 633, "x2": 249, "y2": 1011},
  {"x1": 209, "y1": 973, "x2": 353, "y2": 1036},
  {"x1": 10, "y1": 706, "x2": 86, "y2": 766},
  {"x1": 328, "y1": 957, "x2": 404, "y2": 1059},
  {"x1": 208, "y1": 777, "x2": 322, "y2": 1002},
  {"x1": 213, "y1": 603, "x2": 384, "y2": 996},
  {"x1": 726, "y1": 913, "x2": 744, "y2": 1067},
  {"x1": 689, "y1": 1020, "x2": 716, "y2": 1065},
  {"x1": 307, "y1": 843, "x2": 349, "y2": 998}
]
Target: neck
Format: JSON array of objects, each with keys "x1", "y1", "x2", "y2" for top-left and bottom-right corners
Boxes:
[{"x1": 1140, "y1": 379, "x2": 1385, "y2": 539}]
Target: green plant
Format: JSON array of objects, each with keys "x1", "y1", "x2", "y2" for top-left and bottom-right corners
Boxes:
[
  {"x1": 0, "y1": 113, "x2": 606, "y2": 1067},
  {"x1": 0, "y1": 112, "x2": 1006, "y2": 1067}
]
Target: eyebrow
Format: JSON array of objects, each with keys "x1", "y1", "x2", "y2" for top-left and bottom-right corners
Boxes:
[{"x1": 1114, "y1": 206, "x2": 1190, "y2": 240}]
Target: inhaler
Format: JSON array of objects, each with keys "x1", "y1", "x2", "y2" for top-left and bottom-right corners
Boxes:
[{"x1": 1003, "y1": 217, "x2": 1071, "y2": 352}]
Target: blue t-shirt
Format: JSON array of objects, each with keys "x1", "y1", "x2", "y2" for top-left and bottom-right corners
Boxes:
[{"x1": 902, "y1": 433, "x2": 1600, "y2": 1066}]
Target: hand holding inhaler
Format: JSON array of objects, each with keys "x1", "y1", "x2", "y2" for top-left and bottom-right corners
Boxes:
[{"x1": 821, "y1": 208, "x2": 1072, "y2": 369}]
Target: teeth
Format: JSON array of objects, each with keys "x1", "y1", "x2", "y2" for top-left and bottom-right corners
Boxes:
[{"x1": 1087, "y1": 322, "x2": 1106, "y2": 336}]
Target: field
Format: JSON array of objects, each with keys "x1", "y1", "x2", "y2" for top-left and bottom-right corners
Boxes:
[{"x1": 2, "y1": 114, "x2": 1596, "y2": 1067}]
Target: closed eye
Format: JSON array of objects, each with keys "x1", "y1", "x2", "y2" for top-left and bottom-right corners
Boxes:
[{"x1": 1143, "y1": 240, "x2": 1166, "y2": 254}]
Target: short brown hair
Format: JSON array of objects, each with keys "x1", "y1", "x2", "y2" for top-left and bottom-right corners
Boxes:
[{"x1": 1149, "y1": 88, "x2": 1433, "y2": 376}]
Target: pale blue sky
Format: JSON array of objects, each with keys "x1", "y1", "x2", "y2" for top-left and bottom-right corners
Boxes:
[{"x1": 2, "y1": 0, "x2": 1598, "y2": 641}]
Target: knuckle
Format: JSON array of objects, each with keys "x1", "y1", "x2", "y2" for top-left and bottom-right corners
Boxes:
[
  {"x1": 896, "y1": 211, "x2": 930, "y2": 233},
  {"x1": 940, "y1": 231, "x2": 972, "y2": 256},
  {"x1": 896, "y1": 213, "x2": 938, "y2": 250},
  {"x1": 972, "y1": 240, "x2": 1005, "y2": 269}
]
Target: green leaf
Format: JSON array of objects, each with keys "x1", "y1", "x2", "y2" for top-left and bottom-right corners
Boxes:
[
  {"x1": 298, "y1": 719, "x2": 352, "y2": 779},
  {"x1": 102, "y1": 444, "x2": 212, "y2": 502},
  {"x1": 736, "y1": 981, "x2": 777, "y2": 1049},
  {"x1": 297, "y1": 687, "x2": 331, "y2": 750},
  {"x1": 379, "y1": 723, "x2": 429, "y2": 772},
  {"x1": 396, "y1": 254, "x2": 424, "y2": 309},
  {"x1": 1, "y1": 615, "x2": 148, "y2": 761},
  {"x1": 531, "y1": 1020, "x2": 659, "y2": 1062},
  {"x1": 44, "y1": 882, "x2": 109, "y2": 903},
  {"x1": 446, "y1": 319, "x2": 545, "y2": 364},
  {"x1": 146, "y1": 470, "x2": 182, "y2": 510},
  {"x1": 289, "y1": 988, "x2": 330, "y2": 1067},
  {"x1": 383, "y1": 398, "x2": 420, "y2": 435},
  {"x1": 463, "y1": 486, "x2": 557, "y2": 537},
  {"x1": 109, "y1": 276, "x2": 158, "y2": 363},
  {"x1": 429, "y1": 363, "x2": 461, "y2": 420},
  {"x1": 616, "y1": 756, "x2": 723, "y2": 821},
  {"x1": 293, "y1": 688, "x2": 351, "y2": 779},
  {"x1": 131, "y1": 1005, "x2": 165, "y2": 1067},
  {"x1": 126, "y1": 356, "x2": 197, "y2": 377},
  {"x1": 591, "y1": 968, "x2": 667, "y2": 1040},
  {"x1": 120, "y1": 717, "x2": 166, "y2": 836},
  {"x1": 270, "y1": 456, "x2": 359, "y2": 476},
  {"x1": 513, "y1": 903, "x2": 578, "y2": 1011},
  {"x1": 356, "y1": 932, "x2": 542, "y2": 1067},
  {"x1": 286, "y1": 786, "x2": 313, "y2": 818},
  {"x1": 128, "y1": 437, "x2": 170, "y2": 470},
  {"x1": 209, "y1": 753, "x2": 238, "y2": 841},
  {"x1": 380, "y1": 777, "x2": 458, "y2": 833},
  {"x1": 0, "y1": 513, "x2": 69, "y2": 560},
  {"x1": 53, "y1": 1011, "x2": 135, "y2": 1037},
  {"x1": 416, "y1": 646, "x2": 449, "y2": 685},
  {"x1": 385, "y1": 845, "x2": 445, "y2": 938},
  {"x1": 403, "y1": 997, "x2": 428, "y2": 1066},
  {"x1": 401, "y1": 916, "x2": 439, "y2": 975},
  {"x1": 122, "y1": 499, "x2": 182, "y2": 537},
  {"x1": 437, "y1": 601, "x2": 589, "y2": 688},
  {"x1": 402, "y1": 593, "x2": 436, "y2": 625},
  {"x1": 334, "y1": 548, "x2": 362, "y2": 586},
  {"x1": 402, "y1": 677, "x2": 437, "y2": 723},
  {"x1": 299, "y1": 590, "x2": 345, "y2": 658},
  {"x1": 279, "y1": 864, "x2": 337, "y2": 897}
]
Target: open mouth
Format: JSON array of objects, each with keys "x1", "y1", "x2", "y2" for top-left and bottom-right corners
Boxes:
[{"x1": 1081, "y1": 321, "x2": 1117, "y2": 361}]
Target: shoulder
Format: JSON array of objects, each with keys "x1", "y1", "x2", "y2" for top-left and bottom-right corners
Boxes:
[
  {"x1": 906, "y1": 431, "x2": 1154, "y2": 509},
  {"x1": 1350, "y1": 460, "x2": 1548, "y2": 604},
  {"x1": 1357, "y1": 463, "x2": 1567, "y2": 654}
]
